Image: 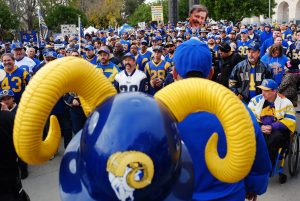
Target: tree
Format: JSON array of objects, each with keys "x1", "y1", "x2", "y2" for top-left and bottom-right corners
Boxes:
[
  {"x1": 127, "y1": 3, "x2": 151, "y2": 25},
  {"x1": 178, "y1": 0, "x2": 189, "y2": 21},
  {"x1": 123, "y1": 0, "x2": 145, "y2": 18},
  {"x1": 201, "y1": 0, "x2": 276, "y2": 22},
  {"x1": 85, "y1": 0, "x2": 123, "y2": 28},
  {"x1": 45, "y1": 5, "x2": 88, "y2": 32},
  {"x1": 0, "y1": 0, "x2": 19, "y2": 40}
]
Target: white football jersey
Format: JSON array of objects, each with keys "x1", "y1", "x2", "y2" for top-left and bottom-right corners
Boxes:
[{"x1": 115, "y1": 69, "x2": 147, "y2": 92}]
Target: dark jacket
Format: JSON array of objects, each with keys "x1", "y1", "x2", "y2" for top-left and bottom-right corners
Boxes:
[
  {"x1": 0, "y1": 111, "x2": 18, "y2": 189},
  {"x1": 229, "y1": 60, "x2": 273, "y2": 103},
  {"x1": 218, "y1": 52, "x2": 244, "y2": 87}
]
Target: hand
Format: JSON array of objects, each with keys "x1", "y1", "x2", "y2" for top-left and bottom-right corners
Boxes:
[
  {"x1": 1, "y1": 102, "x2": 9, "y2": 111},
  {"x1": 261, "y1": 125, "x2": 272, "y2": 134},
  {"x1": 246, "y1": 192, "x2": 257, "y2": 201},
  {"x1": 72, "y1": 99, "x2": 80, "y2": 106},
  {"x1": 237, "y1": 94, "x2": 243, "y2": 100},
  {"x1": 155, "y1": 79, "x2": 163, "y2": 87}
]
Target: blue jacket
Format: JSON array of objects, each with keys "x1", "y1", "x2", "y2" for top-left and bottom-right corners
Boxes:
[
  {"x1": 260, "y1": 38, "x2": 289, "y2": 57},
  {"x1": 260, "y1": 31, "x2": 272, "y2": 44},
  {"x1": 178, "y1": 109, "x2": 272, "y2": 201}
]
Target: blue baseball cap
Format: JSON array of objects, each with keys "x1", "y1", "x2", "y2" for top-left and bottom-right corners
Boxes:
[
  {"x1": 98, "y1": 46, "x2": 110, "y2": 54},
  {"x1": 44, "y1": 51, "x2": 57, "y2": 58},
  {"x1": 174, "y1": 39, "x2": 212, "y2": 78},
  {"x1": 257, "y1": 79, "x2": 278, "y2": 90},
  {"x1": 11, "y1": 43, "x2": 24, "y2": 50},
  {"x1": 207, "y1": 35, "x2": 215, "y2": 40},
  {"x1": 122, "y1": 53, "x2": 135, "y2": 60},
  {"x1": 155, "y1": 36, "x2": 162, "y2": 41},
  {"x1": 0, "y1": 89, "x2": 14, "y2": 98},
  {"x1": 240, "y1": 29, "x2": 248, "y2": 34},
  {"x1": 248, "y1": 42, "x2": 260, "y2": 51},
  {"x1": 84, "y1": 44, "x2": 94, "y2": 51}
]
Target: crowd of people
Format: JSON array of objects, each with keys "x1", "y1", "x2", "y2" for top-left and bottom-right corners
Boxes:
[{"x1": 0, "y1": 3, "x2": 300, "y2": 201}]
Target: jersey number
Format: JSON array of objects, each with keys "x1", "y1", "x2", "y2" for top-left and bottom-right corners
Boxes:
[
  {"x1": 120, "y1": 85, "x2": 138, "y2": 92},
  {"x1": 1, "y1": 77, "x2": 22, "y2": 92},
  {"x1": 150, "y1": 70, "x2": 165, "y2": 80}
]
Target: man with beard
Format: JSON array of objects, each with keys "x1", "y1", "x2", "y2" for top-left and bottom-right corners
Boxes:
[
  {"x1": 130, "y1": 45, "x2": 148, "y2": 72},
  {"x1": 207, "y1": 35, "x2": 219, "y2": 81},
  {"x1": 0, "y1": 53, "x2": 30, "y2": 104},
  {"x1": 111, "y1": 42, "x2": 125, "y2": 67},
  {"x1": 113, "y1": 53, "x2": 148, "y2": 93},
  {"x1": 229, "y1": 42, "x2": 272, "y2": 103},
  {"x1": 96, "y1": 46, "x2": 120, "y2": 82},
  {"x1": 164, "y1": 41, "x2": 175, "y2": 67},
  {"x1": 83, "y1": 45, "x2": 97, "y2": 65}
]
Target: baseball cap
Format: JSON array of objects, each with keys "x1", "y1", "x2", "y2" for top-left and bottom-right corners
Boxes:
[
  {"x1": 248, "y1": 26, "x2": 253, "y2": 30},
  {"x1": 155, "y1": 36, "x2": 162, "y2": 41},
  {"x1": 153, "y1": 46, "x2": 163, "y2": 52},
  {"x1": 207, "y1": 35, "x2": 215, "y2": 40},
  {"x1": 165, "y1": 41, "x2": 174, "y2": 47},
  {"x1": 230, "y1": 30, "x2": 236, "y2": 35},
  {"x1": 240, "y1": 29, "x2": 248, "y2": 34},
  {"x1": 176, "y1": 38, "x2": 183, "y2": 42},
  {"x1": 257, "y1": 79, "x2": 278, "y2": 90},
  {"x1": 141, "y1": 39, "x2": 148, "y2": 45},
  {"x1": 122, "y1": 52, "x2": 135, "y2": 60},
  {"x1": 174, "y1": 39, "x2": 212, "y2": 78},
  {"x1": 0, "y1": 89, "x2": 14, "y2": 99},
  {"x1": 44, "y1": 51, "x2": 58, "y2": 58},
  {"x1": 11, "y1": 43, "x2": 23, "y2": 50},
  {"x1": 98, "y1": 46, "x2": 110, "y2": 54},
  {"x1": 84, "y1": 44, "x2": 94, "y2": 51},
  {"x1": 218, "y1": 42, "x2": 231, "y2": 53},
  {"x1": 248, "y1": 42, "x2": 260, "y2": 51}
]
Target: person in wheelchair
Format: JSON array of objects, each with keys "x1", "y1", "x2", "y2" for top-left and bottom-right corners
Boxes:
[{"x1": 248, "y1": 79, "x2": 296, "y2": 166}]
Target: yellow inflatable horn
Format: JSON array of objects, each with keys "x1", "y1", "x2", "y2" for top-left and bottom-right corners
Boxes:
[
  {"x1": 13, "y1": 57, "x2": 117, "y2": 164},
  {"x1": 154, "y1": 78, "x2": 256, "y2": 183}
]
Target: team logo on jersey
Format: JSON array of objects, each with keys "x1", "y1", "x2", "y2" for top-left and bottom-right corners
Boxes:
[{"x1": 106, "y1": 151, "x2": 154, "y2": 201}]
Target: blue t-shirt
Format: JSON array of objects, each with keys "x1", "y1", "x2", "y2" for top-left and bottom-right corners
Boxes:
[
  {"x1": 261, "y1": 54, "x2": 288, "y2": 84},
  {"x1": 178, "y1": 109, "x2": 271, "y2": 201}
]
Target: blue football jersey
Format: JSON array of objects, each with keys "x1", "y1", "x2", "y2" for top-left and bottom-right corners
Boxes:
[
  {"x1": 237, "y1": 39, "x2": 253, "y2": 57},
  {"x1": 0, "y1": 67, "x2": 30, "y2": 103}
]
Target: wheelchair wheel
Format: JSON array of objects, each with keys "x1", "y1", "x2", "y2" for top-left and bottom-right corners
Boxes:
[
  {"x1": 288, "y1": 132, "x2": 300, "y2": 177},
  {"x1": 279, "y1": 173, "x2": 287, "y2": 184}
]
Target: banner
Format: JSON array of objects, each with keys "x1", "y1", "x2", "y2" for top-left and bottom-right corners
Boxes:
[
  {"x1": 61, "y1": 24, "x2": 77, "y2": 36},
  {"x1": 20, "y1": 31, "x2": 38, "y2": 43},
  {"x1": 151, "y1": 6, "x2": 163, "y2": 22}
]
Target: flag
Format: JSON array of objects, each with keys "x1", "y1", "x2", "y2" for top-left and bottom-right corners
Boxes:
[
  {"x1": 37, "y1": 9, "x2": 48, "y2": 42},
  {"x1": 78, "y1": 16, "x2": 85, "y2": 55}
]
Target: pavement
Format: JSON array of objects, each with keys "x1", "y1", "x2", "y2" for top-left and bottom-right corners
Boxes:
[{"x1": 22, "y1": 105, "x2": 300, "y2": 201}]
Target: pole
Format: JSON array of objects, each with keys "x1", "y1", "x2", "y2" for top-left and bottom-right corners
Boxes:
[
  {"x1": 269, "y1": 0, "x2": 271, "y2": 22},
  {"x1": 78, "y1": 15, "x2": 81, "y2": 55}
]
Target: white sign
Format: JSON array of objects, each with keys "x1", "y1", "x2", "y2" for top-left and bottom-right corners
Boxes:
[
  {"x1": 151, "y1": 6, "x2": 163, "y2": 22},
  {"x1": 61, "y1": 24, "x2": 77, "y2": 36},
  {"x1": 54, "y1": 44, "x2": 65, "y2": 50},
  {"x1": 138, "y1": 22, "x2": 146, "y2": 29}
]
